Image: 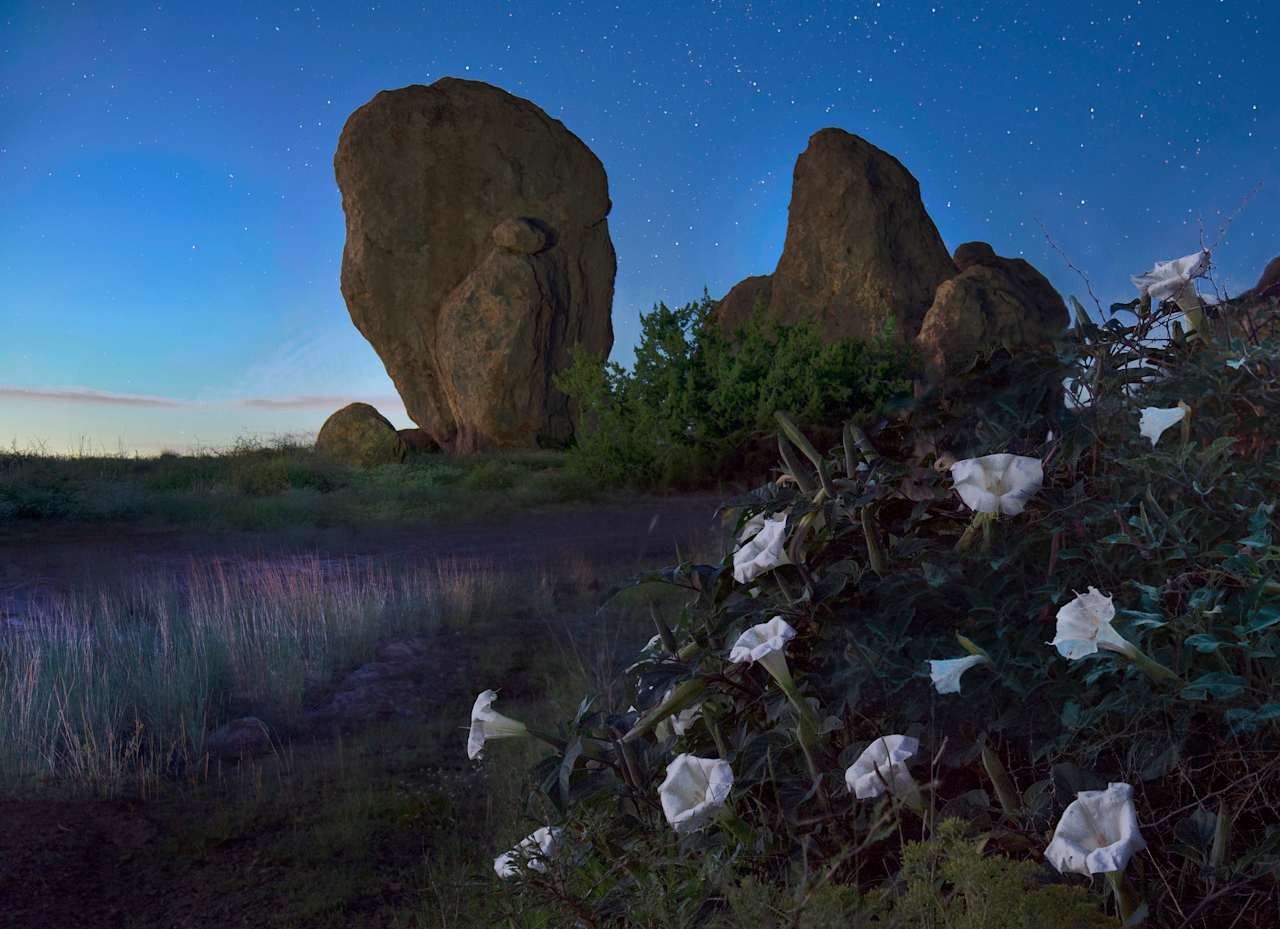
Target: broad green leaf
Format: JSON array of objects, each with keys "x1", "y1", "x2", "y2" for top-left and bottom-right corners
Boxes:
[{"x1": 1180, "y1": 672, "x2": 1246, "y2": 702}]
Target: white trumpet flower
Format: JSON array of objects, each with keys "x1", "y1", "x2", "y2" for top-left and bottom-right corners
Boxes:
[
  {"x1": 467, "y1": 690, "x2": 529, "y2": 760},
  {"x1": 493, "y1": 826, "x2": 563, "y2": 879},
  {"x1": 658, "y1": 754, "x2": 734, "y2": 833},
  {"x1": 845, "y1": 735, "x2": 920, "y2": 800},
  {"x1": 733, "y1": 513, "x2": 791, "y2": 583},
  {"x1": 1131, "y1": 249, "x2": 1211, "y2": 303},
  {"x1": 1049, "y1": 588, "x2": 1136, "y2": 661},
  {"x1": 729, "y1": 616, "x2": 797, "y2": 684},
  {"x1": 950, "y1": 454, "x2": 1044, "y2": 516},
  {"x1": 927, "y1": 655, "x2": 989, "y2": 695},
  {"x1": 1045, "y1": 783, "x2": 1147, "y2": 876},
  {"x1": 1139, "y1": 405, "x2": 1187, "y2": 448}
]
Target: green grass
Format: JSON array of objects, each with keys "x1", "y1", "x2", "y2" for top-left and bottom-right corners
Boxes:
[
  {"x1": 0, "y1": 436, "x2": 605, "y2": 531},
  {"x1": 0, "y1": 543, "x2": 686, "y2": 928}
]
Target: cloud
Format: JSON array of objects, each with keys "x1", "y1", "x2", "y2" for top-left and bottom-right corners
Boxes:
[
  {"x1": 0, "y1": 386, "x2": 189, "y2": 407},
  {"x1": 0, "y1": 386, "x2": 405, "y2": 413},
  {"x1": 237, "y1": 394, "x2": 404, "y2": 410}
]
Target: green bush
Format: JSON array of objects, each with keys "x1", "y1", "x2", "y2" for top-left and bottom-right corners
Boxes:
[
  {"x1": 556, "y1": 289, "x2": 914, "y2": 488},
  {"x1": 476, "y1": 296, "x2": 1280, "y2": 927}
]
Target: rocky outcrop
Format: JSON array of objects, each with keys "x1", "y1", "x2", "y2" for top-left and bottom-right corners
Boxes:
[
  {"x1": 716, "y1": 129, "x2": 957, "y2": 343},
  {"x1": 315, "y1": 402, "x2": 407, "y2": 468},
  {"x1": 715, "y1": 275, "x2": 774, "y2": 333},
  {"x1": 334, "y1": 79, "x2": 615, "y2": 452},
  {"x1": 1238, "y1": 255, "x2": 1280, "y2": 304},
  {"x1": 915, "y1": 242, "x2": 1069, "y2": 379}
]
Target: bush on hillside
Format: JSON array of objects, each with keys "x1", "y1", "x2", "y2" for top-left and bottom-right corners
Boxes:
[
  {"x1": 555, "y1": 290, "x2": 915, "y2": 488},
  {"x1": 475, "y1": 294, "x2": 1280, "y2": 927}
]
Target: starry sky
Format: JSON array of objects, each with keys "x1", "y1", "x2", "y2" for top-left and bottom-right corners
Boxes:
[{"x1": 2, "y1": 0, "x2": 1276, "y2": 454}]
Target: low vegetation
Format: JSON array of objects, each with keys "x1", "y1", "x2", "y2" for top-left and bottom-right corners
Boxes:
[
  {"x1": 0, "y1": 438, "x2": 601, "y2": 530},
  {"x1": 0, "y1": 549, "x2": 673, "y2": 927},
  {"x1": 556, "y1": 290, "x2": 915, "y2": 489},
  {"x1": 474, "y1": 295, "x2": 1280, "y2": 926}
]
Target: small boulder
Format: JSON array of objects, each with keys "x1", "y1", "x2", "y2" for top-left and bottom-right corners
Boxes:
[
  {"x1": 204, "y1": 717, "x2": 273, "y2": 760},
  {"x1": 316, "y1": 402, "x2": 407, "y2": 468},
  {"x1": 303, "y1": 637, "x2": 431, "y2": 726},
  {"x1": 915, "y1": 242, "x2": 1068, "y2": 380},
  {"x1": 492, "y1": 217, "x2": 549, "y2": 254}
]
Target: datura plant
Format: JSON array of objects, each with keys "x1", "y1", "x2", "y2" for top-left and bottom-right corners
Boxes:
[{"x1": 472, "y1": 290, "x2": 1280, "y2": 928}]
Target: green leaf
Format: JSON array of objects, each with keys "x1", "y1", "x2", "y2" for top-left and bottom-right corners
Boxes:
[
  {"x1": 1180, "y1": 672, "x2": 1246, "y2": 702},
  {"x1": 1225, "y1": 704, "x2": 1280, "y2": 734},
  {"x1": 1136, "y1": 739, "x2": 1182, "y2": 781},
  {"x1": 921, "y1": 562, "x2": 949, "y2": 588},
  {"x1": 1184, "y1": 633, "x2": 1225, "y2": 653},
  {"x1": 1241, "y1": 605, "x2": 1280, "y2": 636},
  {"x1": 1119, "y1": 609, "x2": 1167, "y2": 629},
  {"x1": 1126, "y1": 581, "x2": 1163, "y2": 611},
  {"x1": 559, "y1": 737, "x2": 584, "y2": 804}
]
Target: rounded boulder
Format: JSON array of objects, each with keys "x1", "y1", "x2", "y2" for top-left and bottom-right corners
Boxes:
[{"x1": 315, "y1": 402, "x2": 407, "y2": 468}]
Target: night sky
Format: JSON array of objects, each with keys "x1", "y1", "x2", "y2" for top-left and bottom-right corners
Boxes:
[{"x1": 2, "y1": 1, "x2": 1276, "y2": 454}]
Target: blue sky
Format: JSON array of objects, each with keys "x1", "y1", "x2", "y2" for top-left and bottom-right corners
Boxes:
[{"x1": 2, "y1": 0, "x2": 1276, "y2": 453}]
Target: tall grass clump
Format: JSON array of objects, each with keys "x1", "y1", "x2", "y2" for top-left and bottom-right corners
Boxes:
[
  {"x1": 555, "y1": 289, "x2": 914, "y2": 489},
  {"x1": 468, "y1": 293, "x2": 1280, "y2": 927},
  {"x1": 0, "y1": 557, "x2": 505, "y2": 795}
]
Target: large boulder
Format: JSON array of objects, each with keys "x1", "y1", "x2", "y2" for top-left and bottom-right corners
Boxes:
[
  {"x1": 915, "y1": 242, "x2": 1069, "y2": 379},
  {"x1": 334, "y1": 79, "x2": 616, "y2": 452},
  {"x1": 716, "y1": 129, "x2": 957, "y2": 343},
  {"x1": 315, "y1": 402, "x2": 407, "y2": 468}
]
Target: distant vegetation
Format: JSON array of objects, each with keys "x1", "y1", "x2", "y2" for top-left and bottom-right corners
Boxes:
[
  {"x1": 0, "y1": 438, "x2": 601, "y2": 531},
  {"x1": 556, "y1": 289, "x2": 916, "y2": 489}
]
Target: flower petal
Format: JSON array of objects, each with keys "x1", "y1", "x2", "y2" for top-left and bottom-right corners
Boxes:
[
  {"x1": 729, "y1": 616, "x2": 797, "y2": 664},
  {"x1": 659, "y1": 754, "x2": 734, "y2": 833},
  {"x1": 732, "y1": 514, "x2": 791, "y2": 583},
  {"x1": 845, "y1": 735, "x2": 919, "y2": 799},
  {"x1": 1139, "y1": 406, "x2": 1186, "y2": 448},
  {"x1": 928, "y1": 655, "x2": 987, "y2": 695},
  {"x1": 1046, "y1": 783, "x2": 1147, "y2": 877}
]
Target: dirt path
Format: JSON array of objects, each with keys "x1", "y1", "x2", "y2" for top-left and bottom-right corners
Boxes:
[{"x1": 0, "y1": 493, "x2": 727, "y2": 625}]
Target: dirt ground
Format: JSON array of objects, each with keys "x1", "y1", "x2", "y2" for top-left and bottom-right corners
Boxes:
[{"x1": 0, "y1": 493, "x2": 726, "y2": 625}]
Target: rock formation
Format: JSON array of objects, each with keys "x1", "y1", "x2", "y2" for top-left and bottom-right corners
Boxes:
[
  {"x1": 715, "y1": 129, "x2": 1069, "y2": 381},
  {"x1": 916, "y1": 242, "x2": 1069, "y2": 379},
  {"x1": 1238, "y1": 255, "x2": 1280, "y2": 305},
  {"x1": 396, "y1": 427, "x2": 438, "y2": 453},
  {"x1": 716, "y1": 129, "x2": 958, "y2": 343},
  {"x1": 315, "y1": 402, "x2": 407, "y2": 468},
  {"x1": 334, "y1": 78, "x2": 616, "y2": 452}
]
